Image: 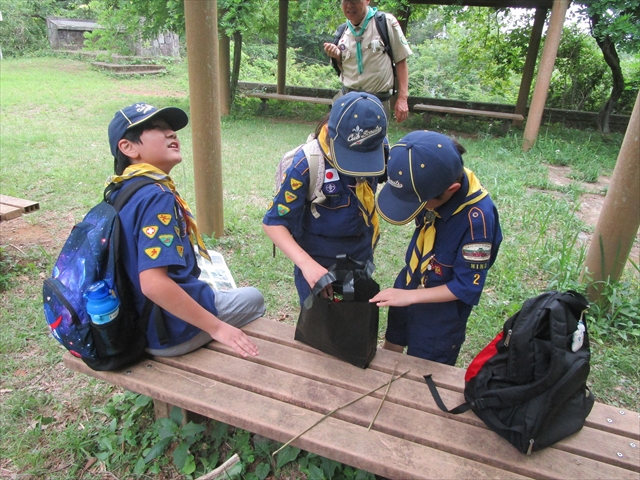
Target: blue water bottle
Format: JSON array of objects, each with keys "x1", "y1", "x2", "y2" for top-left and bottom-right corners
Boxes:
[{"x1": 84, "y1": 281, "x2": 120, "y2": 325}]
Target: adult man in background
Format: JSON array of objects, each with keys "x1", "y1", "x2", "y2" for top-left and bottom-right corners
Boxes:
[{"x1": 324, "y1": 0, "x2": 413, "y2": 123}]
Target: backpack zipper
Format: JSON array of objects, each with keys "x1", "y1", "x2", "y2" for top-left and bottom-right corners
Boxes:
[
  {"x1": 504, "y1": 329, "x2": 513, "y2": 347},
  {"x1": 44, "y1": 278, "x2": 82, "y2": 326}
]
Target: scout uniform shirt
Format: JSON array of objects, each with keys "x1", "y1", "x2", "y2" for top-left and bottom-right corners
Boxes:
[
  {"x1": 116, "y1": 180, "x2": 217, "y2": 349},
  {"x1": 263, "y1": 145, "x2": 378, "y2": 268},
  {"x1": 386, "y1": 169, "x2": 503, "y2": 364},
  {"x1": 337, "y1": 12, "x2": 413, "y2": 95}
]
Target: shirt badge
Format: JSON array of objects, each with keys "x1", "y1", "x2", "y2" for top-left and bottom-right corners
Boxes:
[
  {"x1": 159, "y1": 234, "x2": 174, "y2": 247},
  {"x1": 290, "y1": 178, "x2": 303, "y2": 190},
  {"x1": 157, "y1": 213, "x2": 172, "y2": 225},
  {"x1": 174, "y1": 225, "x2": 181, "y2": 237},
  {"x1": 144, "y1": 247, "x2": 161, "y2": 260},
  {"x1": 324, "y1": 168, "x2": 340, "y2": 183},
  {"x1": 277, "y1": 204, "x2": 290, "y2": 216},
  {"x1": 284, "y1": 191, "x2": 297, "y2": 203},
  {"x1": 324, "y1": 182, "x2": 337, "y2": 194},
  {"x1": 143, "y1": 226, "x2": 158, "y2": 238},
  {"x1": 462, "y1": 243, "x2": 492, "y2": 262},
  {"x1": 176, "y1": 245, "x2": 184, "y2": 257}
]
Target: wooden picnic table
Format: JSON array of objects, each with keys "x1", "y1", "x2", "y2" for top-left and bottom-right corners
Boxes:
[{"x1": 64, "y1": 317, "x2": 640, "y2": 480}]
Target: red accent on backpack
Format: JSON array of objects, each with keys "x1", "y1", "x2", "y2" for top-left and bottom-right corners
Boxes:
[{"x1": 465, "y1": 331, "x2": 503, "y2": 382}]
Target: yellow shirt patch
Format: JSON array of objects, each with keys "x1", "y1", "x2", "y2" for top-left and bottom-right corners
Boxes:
[
  {"x1": 284, "y1": 191, "x2": 298, "y2": 203},
  {"x1": 176, "y1": 245, "x2": 184, "y2": 257},
  {"x1": 157, "y1": 213, "x2": 172, "y2": 225},
  {"x1": 143, "y1": 226, "x2": 158, "y2": 238},
  {"x1": 290, "y1": 178, "x2": 303, "y2": 190},
  {"x1": 144, "y1": 246, "x2": 161, "y2": 260}
]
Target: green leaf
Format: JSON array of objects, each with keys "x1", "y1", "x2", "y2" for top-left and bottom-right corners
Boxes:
[
  {"x1": 133, "y1": 394, "x2": 152, "y2": 410},
  {"x1": 134, "y1": 457, "x2": 147, "y2": 475},
  {"x1": 173, "y1": 442, "x2": 189, "y2": 470},
  {"x1": 170, "y1": 406, "x2": 184, "y2": 425},
  {"x1": 144, "y1": 437, "x2": 172, "y2": 463},
  {"x1": 179, "y1": 421, "x2": 207, "y2": 439},
  {"x1": 308, "y1": 464, "x2": 325, "y2": 480},
  {"x1": 276, "y1": 446, "x2": 301, "y2": 469},
  {"x1": 255, "y1": 461, "x2": 271, "y2": 480},
  {"x1": 181, "y1": 454, "x2": 196, "y2": 474}
]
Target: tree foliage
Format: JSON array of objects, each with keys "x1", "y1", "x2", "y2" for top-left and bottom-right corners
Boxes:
[{"x1": 0, "y1": 0, "x2": 92, "y2": 56}]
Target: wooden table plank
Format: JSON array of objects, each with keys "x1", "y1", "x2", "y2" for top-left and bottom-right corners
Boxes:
[
  {"x1": 0, "y1": 204, "x2": 22, "y2": 221},
  {"x1": 243, "y1": 319, "x2": 640, "y2": 439},
  {"x1": 158, "y1": 347, "x2": 639, "y2": 478},
  {"x1": 63, "y1": 353, "x2": 531, "y2": 480},
  {"x1": 0, "y1": 195, "x2": 40, "y2": 213}
]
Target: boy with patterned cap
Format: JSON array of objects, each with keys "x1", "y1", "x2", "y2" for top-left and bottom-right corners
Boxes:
[
  {"x1": 263, "y1": 91, "x2": 388, "y2": 304},
  {"x1": 108, "y1": 102, "x2": 265, "y2": 358},
  {"x1": 371, "y1": 130, "x2": 502, "y2": 365}
]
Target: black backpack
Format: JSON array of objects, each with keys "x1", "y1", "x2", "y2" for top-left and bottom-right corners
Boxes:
[
  {"x1": 43, "y1": 179, "x2": 167, "y2": 371},
  {"x1": 331, "y1": 11, "x2": 396, "y2": 93},
  {"x1": 425, "y1": 290, "x2": 594, "y2": 454}
]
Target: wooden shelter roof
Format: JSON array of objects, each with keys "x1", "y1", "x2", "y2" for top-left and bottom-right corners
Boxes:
[{"x1": 408, "y1": 0, "x2": 554, "y2": 8}]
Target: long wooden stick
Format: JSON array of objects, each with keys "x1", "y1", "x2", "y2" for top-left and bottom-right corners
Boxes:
[
  {"x1": 272, "y1": 370, "x2": 410, "y2": 457},
  {"x1": 196, "y1": 453, "x2": 240, "y2": 480},
  {"x1": 368, "y1": 363, "x2": 398, "y2": 431}
]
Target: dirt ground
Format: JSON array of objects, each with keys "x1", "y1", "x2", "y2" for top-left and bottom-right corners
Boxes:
[{"x1": 1, "y1": 165, "x2": 638, "y2": 265}]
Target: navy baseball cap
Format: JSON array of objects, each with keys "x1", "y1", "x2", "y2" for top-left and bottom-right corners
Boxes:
[
  {"x1": 376, "y1": 131, "x2": 464, "y2": 225},
  {"x1": 329, "y1": 92, "x2": 387, "y2": 176},
  {"x1": 108, "y1": 102, "x2": 189, "y2": 157}
]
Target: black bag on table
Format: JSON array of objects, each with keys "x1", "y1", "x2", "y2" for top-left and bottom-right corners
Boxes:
[
  {"x1": 294, "y1": 254, "x2": 380, "y2": 368},
  {"x1": 424, "y1": 290, "x2": 594, "y2": 454}
]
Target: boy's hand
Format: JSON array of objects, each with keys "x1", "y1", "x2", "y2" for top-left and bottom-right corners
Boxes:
[
  {"x1": 211, "y1": 322, "x2": 259, "y2": 358},
  {"x1": 370, "y1": 288, "x2": 415, "y2": 307},
  {"x1": 302, "y1": 263, "x2": 334, "y2": 298}
]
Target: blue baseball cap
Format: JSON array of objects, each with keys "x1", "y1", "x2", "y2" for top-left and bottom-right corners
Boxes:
[
  {"x1": 329, "y1": 92, "x2": 387, "y2": 176},
  {"x1": 108, "y1": 102, "x2": 189, "y2": 157},
  {"x1": 376, "y1": 131, "x2": 464, "y2": 225}
]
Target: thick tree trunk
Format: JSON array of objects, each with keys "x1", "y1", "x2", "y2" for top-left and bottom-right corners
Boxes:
[
  {"x1": 230, "y1": 31, "x2": 242, "y2": 106},
  {"x1": 590, "y1": 13, "x2": 625, "y2": 134}
]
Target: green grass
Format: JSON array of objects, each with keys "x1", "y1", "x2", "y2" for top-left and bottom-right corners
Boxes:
[{"x1": 1, "y1": 56, "x2": 638, "y2": 478}]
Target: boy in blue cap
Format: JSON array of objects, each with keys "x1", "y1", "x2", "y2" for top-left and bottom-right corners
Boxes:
[
  {"x1": 108, "y1": 102, "x2": 265, "y2": 358},
  {"x1": 263, "y1": 91, "x2": 388, "y2": 304},
  {"x1": 371, "y1": 130, "x2": 502, "y2": 365}
]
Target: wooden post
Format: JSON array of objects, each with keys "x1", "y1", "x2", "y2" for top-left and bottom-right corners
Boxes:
[
  {"x1": 277, "y1": 0, "x2": 289, "y2": 95},
  {"x1": 218, "y1": 24, "x2": 231, "y2": 115},
  {"x1": 522, "y1": 0, "x2": 569, "y2": 151},
  {"x1": 184, "y1": 0, "x2": 224, "y2": 238},
  {"x1": 582, "y1": 91, "x2": 640, "y2": 302},
  {"x1": 513, "y1": 7, "x2": 547, "y2": 127}
]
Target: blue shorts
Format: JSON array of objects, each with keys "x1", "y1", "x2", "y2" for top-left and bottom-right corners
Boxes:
[{"x1": 385, "y1": 300, "x2": 471, "y2": 366}]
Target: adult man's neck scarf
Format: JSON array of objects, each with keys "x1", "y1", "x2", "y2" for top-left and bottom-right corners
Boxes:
[
  {"x1": 405, "y1": 168, "x2": 488, "y2": 286},
  {"x1": 347, "y1": 7, "x2": 377, "y2": 74},
  {"x1": 108, "y1": 164, "x2": 212, "y2": 262},
  {"x1": 318, "y1": 125, "x2": 380, "y2": 250}
]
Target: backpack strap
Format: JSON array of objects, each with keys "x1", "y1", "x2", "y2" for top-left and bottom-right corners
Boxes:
[
  {"x1": 301, "y1": 140, "x2": 326, "y2": 219},
  {"x1": 104, "y1": 178, "x2": 170, "y2": 346},
  {"x1": 424, "y1": 374, "x2": 474, "y2": 414},
  {"x1": 331, "y1": 23, "x2": 348, "y2": 76},
  {"x1": 374, "y1": 11, "x2": 396, "y2": 96}
]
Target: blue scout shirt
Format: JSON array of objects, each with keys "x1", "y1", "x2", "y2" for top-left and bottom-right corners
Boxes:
[
  {"x1": 263, "y1": 148, "x2": 378, "y2": 267},
  {"x1": 116, "y1": 180, "x2": 217, "y2": 349},
  {"x1": 386, "y1": 170, "x2": 502, "y2": 364}
]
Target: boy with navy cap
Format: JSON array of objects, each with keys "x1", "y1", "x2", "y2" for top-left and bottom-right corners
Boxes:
[
  {"x1": 107, "y1": 102, "x2": 265, "y2": 358},
  {"x1": 263, "y1": 91, "x2": 388, "y2": 304},
  {"x1": 371, "y1": 130, "x2": 502, "y2": 365}
]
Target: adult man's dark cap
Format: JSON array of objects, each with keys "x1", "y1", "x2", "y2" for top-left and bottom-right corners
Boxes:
[{"x1": 108, "y1": 102, "x2": 188, "y2": 157}]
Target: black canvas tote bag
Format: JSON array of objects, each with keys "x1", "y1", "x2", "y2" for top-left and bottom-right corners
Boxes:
[{"x1": 295, "y1": 255, "x2": 380, "y2": 368}]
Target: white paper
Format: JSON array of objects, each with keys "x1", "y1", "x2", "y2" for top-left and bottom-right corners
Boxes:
[{"x1": 196, "y1": 250, "x2": 237, "y2": 291}]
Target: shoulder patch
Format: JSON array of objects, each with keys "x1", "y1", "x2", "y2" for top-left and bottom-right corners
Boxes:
[
  {"x1": 290, "y1": 178, "x2": 303, "y2": 191},
  {"x1": 468, "y1": 206, "x2": 487, "y2": 241},
  {"x1": 143, "y1": 225, "x2": 159, "y2": 238},
  {"x1": 462, "y1": 243, "x2": 492, "y2": 263},
  {"x1": 157, "y1": 213, "x2": 172, "y2": 225},
  {"x1": 144, "y1": 246, "x2": 162, "y2": 260}
]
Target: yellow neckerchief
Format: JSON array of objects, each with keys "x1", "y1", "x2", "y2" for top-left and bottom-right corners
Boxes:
[
  {"x1": 318, "y1": 125, "x2": 380, "y2": 251},
  {"x1": 108, "y1": 163, "x2": 211, "y2": 262},
  {"x1": 406, "y1": 168, "x2": 488, "y2": 286}
]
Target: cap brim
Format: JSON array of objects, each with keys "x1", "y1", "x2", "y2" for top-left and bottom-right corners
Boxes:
[
  {"x1": 127, "y1": 106, "x2": 189, "y2": 132},
  {"x1": 330, "y1": 139, "x2": 386, "y2": 177},
  {"x1": 375, "y1": 182, "x2": 426, "y2": 225}
]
